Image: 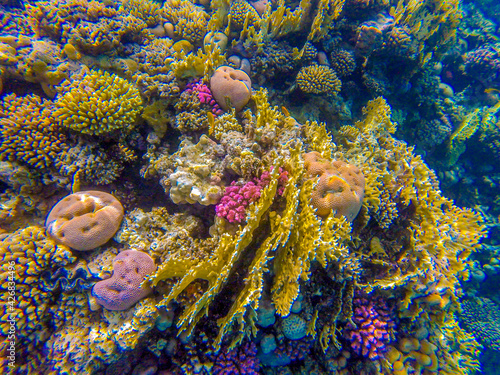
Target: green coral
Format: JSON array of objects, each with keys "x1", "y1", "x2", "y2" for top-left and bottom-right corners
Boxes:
[{"x1": 54, "y1": 68, "x2": 143, "y2": 135}]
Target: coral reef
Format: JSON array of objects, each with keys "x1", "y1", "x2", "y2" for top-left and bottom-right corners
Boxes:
[{"x1": 0, "y1": 0, "x2": 495, "y2": 373}]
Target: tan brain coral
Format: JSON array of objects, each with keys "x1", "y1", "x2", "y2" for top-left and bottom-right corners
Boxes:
[
  {"x1": 45, "y1": 191, "x2": 124, "y2": 251},
  {"x1": 304, "y1": 151, "x2": 365, "y2": 221},
  {"x1": 210, "y1": 65, "x2": 252, "y2": 112}
]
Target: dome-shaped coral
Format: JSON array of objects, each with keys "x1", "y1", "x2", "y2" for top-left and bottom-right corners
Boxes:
[
  {"x1": 92, "y1": 249, "x2": 156, "y2": 310},
  {"x1": 304, "y1": 151, "x2": 364, "y2": 221},
  {"x1": 210, "y1": 65, "x2": 252, "y2": 112},
  {"x1": 54, "y1": 68, "x2": 142, "y2": 135},
  {"x1": 296, "y1": 65, "x2": 341, "y2": 95},
  {"x1": 330, "y1": 48, "x2": 356, "y2": 77},
  {"x1": 45, "y1": 190, "x2": 124, "y2": 251}
]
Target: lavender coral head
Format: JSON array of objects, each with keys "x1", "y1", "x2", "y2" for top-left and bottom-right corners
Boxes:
[
  {"x1": 344, "y1": 294, "x2": 395, "y2": 359},
  {"x1": 465, "y1": 47, "x2": 500, "y2": 87},
  {"x1": 213, "y1": 342, "x2": 260, "y2": 375}
]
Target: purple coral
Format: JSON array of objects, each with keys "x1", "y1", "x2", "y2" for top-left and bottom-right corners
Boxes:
[
  {"x1": 185, "y1": 80, "x2": 223, "y2": 115},
  {"x1": 343, "y1": 293, "x2": 395, "y2": 360},
  {"x1": 92, "y1": 250, "x2": 157, "y2": 311},
  {"x1": 213, "y1": 342, "x2": 260, "y2": 375},
  {"x1": 215, "y1": 169, "x2": 288, "y2": 224},
  {"x1": 465, "y1": 47, "x2": 500, "y2": 87}
]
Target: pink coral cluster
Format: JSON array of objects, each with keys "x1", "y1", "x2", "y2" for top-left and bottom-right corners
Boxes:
[
  {"x1": 216, "y1": 168, "x2": 288, "y2": 224},
  {"x1": 344, "y1": 294, "x2": 395, "y2": 360},
  {"x1": 185, "y1": 80, "x2": 223, "y2": 115}
]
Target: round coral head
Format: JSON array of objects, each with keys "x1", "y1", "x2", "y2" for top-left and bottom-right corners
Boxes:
[
  {"x1": 304, "y1": 153, "x2": 365, "y2": 221},
  {"x1": 45, "y1": 190, "x2": 124, "y2": 251},
  {"x1": 210, "y1": 65, "x2": 252, "y2": 112}
]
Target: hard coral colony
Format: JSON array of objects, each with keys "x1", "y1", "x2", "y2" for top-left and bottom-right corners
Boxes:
[{"x1": 0, "y1": 0, "x2": 497, "y2": 374}]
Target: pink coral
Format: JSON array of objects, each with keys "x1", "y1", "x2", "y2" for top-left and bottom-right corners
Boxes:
[
  {"x1": 343, "y1": 294, "x2": 395, "y2": 360},
  {"x1": 216, "y1": 168, "x2": 288, "y2": 224},
  {"x1": 185, "y1": 80, "x2": 223, "y2": 115}
]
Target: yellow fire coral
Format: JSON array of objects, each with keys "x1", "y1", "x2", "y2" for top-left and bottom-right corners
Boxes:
[
  {"x1": 296, "y1": 65, "x2": 342, "y2": 95},
  {"x1": 335, "y1": 97, "x2": 484, "y2": 374},
  {"x1": 0, "y1": 93, "x2": 67, "y2": 173},
  {"x1": 151, "y1": 89, "x2": 352, "y2": 349},
  {"x1": 53, "y1": 68, "x2": 142, "y2": 135}
]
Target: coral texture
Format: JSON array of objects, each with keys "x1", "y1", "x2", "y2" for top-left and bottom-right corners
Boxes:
[
  {"x1": 304, "y1": 151, "x2": 365, "y2": 220},
  {"x1": 344, "y1": 294, "x2": 395, "y2": 359},
  {"x1": 0, "y1": 93, "x2": 67, "y2": 173},
  {"x1": 213, "y1": 342, "x2": 260, "y2": 375},
  {"x1": 215, "y1": 169, "x2": 288, "y2": 224}
]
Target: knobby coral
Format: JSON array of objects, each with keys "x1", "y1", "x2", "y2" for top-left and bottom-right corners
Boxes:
[
  {"x1": 296, "y1": 65, "x2": 342, "y2": 95},
  {"x1": 54, "y1": 68, "x2": 142, "y2": 135}
]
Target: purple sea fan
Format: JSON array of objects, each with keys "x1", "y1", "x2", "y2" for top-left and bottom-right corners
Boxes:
[
  {"x1": 213, "y1": 342, "x2": 260, "y2": 375},
  {"x1": 343, "y1": 293, "x2": 396, "y2": 360}
]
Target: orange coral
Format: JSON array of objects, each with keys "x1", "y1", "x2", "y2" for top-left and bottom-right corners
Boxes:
[{"x1": 304, "y1": 151, "x2": 365, "y2": 220}]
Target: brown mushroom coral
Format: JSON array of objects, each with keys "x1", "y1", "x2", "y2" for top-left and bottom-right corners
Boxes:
[
  {"x1": 45, "y1": 190, "x2": 124, "y2": 251},
  {"x1": 210, "y1": 65, "x2": 252, "y2": 112},
  {"x1": 304, "y1": 152, "x2": 365, "y2": 221}
]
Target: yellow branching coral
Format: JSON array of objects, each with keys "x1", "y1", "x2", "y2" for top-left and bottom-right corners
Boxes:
[
  {"x1": 335, "y1": 97, "x2": 485, "y2": 374},
  {"x1": 296, "y1": 65, "x2": 342, "y2": 95},
  {"x1": 447, "y1": 101, "x2": 500, "y2": 166},
  {"x1": 208, "y1": 111, "x2": 243, "y2": 140},
  {"x1": 229, "y1": 0, "x2": 261, "y2": 30},
  {"x1": 162, "y1": 0, "x2": 209, "y2": 45},
  {"x1": 54, "y1": 68, "x2": 142, "y2": 135},
  {"x1": 0, "y1": 93, "x2": 68, "y2": 173},
  {"x1": 170, "y1": 42, "x2": 226, "y2": 79},
  {"x1": 151, "y1": 89, "x2": 353, "y2": 350},
  {"x1": 390, "y1": 0, "x2": 462, "y2": 62},
  {"x1": 122, "y1": 0, "x2": 160, "y2": 27}
]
